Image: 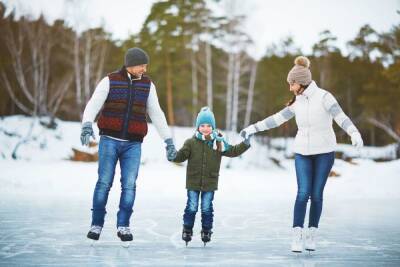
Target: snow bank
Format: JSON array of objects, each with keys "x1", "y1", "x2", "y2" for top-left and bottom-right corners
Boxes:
[{"x1": 1, "y1": 115, "x2": 396, "y2": 165}]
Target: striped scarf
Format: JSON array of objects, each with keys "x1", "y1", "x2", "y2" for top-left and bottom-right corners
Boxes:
[{"x1": 195, "y1": 130, "x2": 230, "y2": 152}]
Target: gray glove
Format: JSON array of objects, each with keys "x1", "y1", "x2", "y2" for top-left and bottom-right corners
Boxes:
[
  {"x1": 164, "y1": 138, "x2": 177, "y2": 161},
  {"x1": 240, "y1": 124, "x2": 257, "y2": 140},
  {"x1": 80, "y1": 122, "x2": 95, "y2": 146},
  {"x1": 243, "y1": 135, "x2": 252, "y2": 146}
]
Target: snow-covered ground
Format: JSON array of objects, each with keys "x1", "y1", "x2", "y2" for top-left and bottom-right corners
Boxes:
[{"x1": 1, "y1": 116, "x2": 399, "y2": 266}]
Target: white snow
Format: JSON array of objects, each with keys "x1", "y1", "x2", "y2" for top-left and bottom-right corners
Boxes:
[{"x1": 0, "y1": 115, "x2": 399, "y2": 266}]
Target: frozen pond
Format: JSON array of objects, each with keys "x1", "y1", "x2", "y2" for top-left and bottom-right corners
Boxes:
[{"x1": 1, "y1": 157, "x2": 399, "y2": 266}]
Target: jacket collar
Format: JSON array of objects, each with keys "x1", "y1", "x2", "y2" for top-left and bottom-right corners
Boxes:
[
  {"x1": 302, "y1": 80, "x2": 318, "y2": 98},
  {"x1": 119, "y1": 65, "x2": 146, "y2": 81}
]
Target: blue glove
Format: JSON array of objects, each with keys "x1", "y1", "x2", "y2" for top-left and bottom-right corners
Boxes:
[
  {"x1": 164, "y1": 138, "x2": 177, "y2": 161},
  {"x1": 80, "y1": 122, "x2": 95, "y2": 146}
]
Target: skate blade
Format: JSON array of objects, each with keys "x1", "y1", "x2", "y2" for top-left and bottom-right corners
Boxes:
[
  {"x1": 291, "y1": 250, "x2": 302, "y2": 253},
  {"x1": 89, "y1": 240, "x2": 98, "y2": 247},
  {"x1": 121, "y1": 241, "x2": 131, "y2": 248}
]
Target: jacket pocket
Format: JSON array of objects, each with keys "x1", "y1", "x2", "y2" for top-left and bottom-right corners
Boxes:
[{"x1": 187, "y1": 169, "x2": 200, "y2": 177}]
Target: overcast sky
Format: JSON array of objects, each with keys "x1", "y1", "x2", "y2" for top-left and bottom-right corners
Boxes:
[{"x1": 3, "y1": 0, "x2": 399, "y2": 59}]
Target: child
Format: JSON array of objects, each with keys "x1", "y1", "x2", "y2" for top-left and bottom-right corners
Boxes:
[{"x1": 169, "y1": 107, "x2": 251, "y2": 246}]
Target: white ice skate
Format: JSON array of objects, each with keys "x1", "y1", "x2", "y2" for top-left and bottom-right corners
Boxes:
[
  {"x1": 291, "y1": 227, "x2": 303, "y2": 253},
  {"x1": 305, "y1": 227, "x2": 317, "y2": 252}
]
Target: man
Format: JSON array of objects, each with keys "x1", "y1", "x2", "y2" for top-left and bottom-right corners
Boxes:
[{"x1": 80, "y1": 47, "x2": 177, "y2": 243}]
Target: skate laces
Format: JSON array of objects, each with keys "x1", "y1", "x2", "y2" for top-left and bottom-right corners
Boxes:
[
  {"x1": 292, "y1": 227, "x2": 302, "y2": 242},
  {"x1": 90, "y1": 225, "x2": 102, "y2": 234},
  {"x1": 308, "y1": 232, "x2": 314, "y2": 241},
  {"x1": 307, "y1": 228, "x2": 316, "y2": 242},
  {"x1": 202, "y1": 230, "x2": 212, "y2": 236},
  {"x1": 118, "y1": 226, "x2": 131, "y2": 235}
]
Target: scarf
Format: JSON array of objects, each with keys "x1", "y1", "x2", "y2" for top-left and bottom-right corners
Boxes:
[{"x1": 195, "y1": 130, "x2": 230, "y2": 152}]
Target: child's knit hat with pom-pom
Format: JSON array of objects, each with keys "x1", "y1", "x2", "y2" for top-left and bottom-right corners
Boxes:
[
  {"x1": 287, "y1": 56, "x2": 312, "y2": 86},
  {"x1": 196, "y1": 106, "x2": 216, "y2": 129}
]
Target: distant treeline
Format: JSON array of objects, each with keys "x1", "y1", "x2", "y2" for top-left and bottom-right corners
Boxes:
[{"x1": 0, "y1": 2, "x2": 399, "y2": 147}]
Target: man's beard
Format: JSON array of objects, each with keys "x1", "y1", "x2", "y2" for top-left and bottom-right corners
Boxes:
[{"x1": 127, "y1": 70, "x2": 142, "y2": 80}]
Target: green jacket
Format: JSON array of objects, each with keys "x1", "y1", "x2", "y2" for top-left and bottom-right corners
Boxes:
[{"x1": 173, "y1": 136, "x2": 250, "y2": 191}]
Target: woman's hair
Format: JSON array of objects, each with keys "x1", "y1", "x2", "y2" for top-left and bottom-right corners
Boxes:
[{"x1": 286, "y1": 83, "x2": 309, "y2": 106}]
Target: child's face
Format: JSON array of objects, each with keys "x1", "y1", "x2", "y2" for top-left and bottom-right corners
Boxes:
[{"x1": 198, "y1": 124, "x2": 213, "y2": 135}]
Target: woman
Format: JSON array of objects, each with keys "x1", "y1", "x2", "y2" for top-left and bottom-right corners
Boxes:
[{"x1": 240, "y1": 56, "x2": 364, "y2": 253}]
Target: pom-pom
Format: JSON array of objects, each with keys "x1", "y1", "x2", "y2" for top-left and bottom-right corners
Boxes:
[{"x1": 294, "y1": 56, "x2": 310, "y2": 68}]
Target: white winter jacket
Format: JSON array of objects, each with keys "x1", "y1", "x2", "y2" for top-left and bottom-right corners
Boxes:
[{"x1": 253, "y1": 81, "x2": 360, "y2": 155}]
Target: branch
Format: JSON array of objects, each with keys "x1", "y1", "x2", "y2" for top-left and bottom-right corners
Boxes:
[
  {"x1": 367, "y1": 117, "x2": 400, "y2": 142},
  {"x1": 1, "y1": 71, "x2": 33, "y2": 115},
  {"x1": 2, "y1": 20, "x2": 35, "y2": 105},
  {"x1": 49, "y1": 74, "x2": 74, "y2": 116}
]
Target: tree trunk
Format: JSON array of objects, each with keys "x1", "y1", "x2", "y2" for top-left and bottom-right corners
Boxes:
[
  {"x1": 225, "y1": 52, "x2": 234, "y2": 131},
  {"x1": 94, "y1": 42, "x2": 107, "y2": 87},
  {"x1": 231, "y1": 52, "x2": 240, "y2": 132},
  {"x1": 1, "y1": 72, "x2": 32, "y2": 115},
  {"x1": 74, "y1": 34, "x2": 82, "y2": 117},
  {"x1": 165, "y1": 52, "x2": 175, "y2": 125},
  {"x1": 205, "y1": 41, "x2": 213, "y2": 109},
  {"x1": 346, "y1": 78, "x2": 353, "y2": 117},
  {"x1": 367, "y1": 117, "x2": 400, "y2": 142},
  {"x1": 191, "y1": 49, "x2": 198, "y2": 123},
  {"x1": 244, "y1": 61, "x2": 257, "y2": 127},
  {"x1": 83, "y1": 32, "x2": 92, "y2": 104},
  {"x1": 370, "y1": 125, "x2": 375, "y2": 146},
  {"x1": 2, "y1": 21, "x2": 35, "y2": 112}
]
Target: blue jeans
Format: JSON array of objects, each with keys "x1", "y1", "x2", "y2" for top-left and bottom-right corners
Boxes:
[
  {"x1": 91, "y1": 136, "x2": 141, "y2": 228},
  {"x1": 293, "y1": 152, "x2": 335, "y2": 228},
  {"x1": 183, "y1": 190, "x2": 215, "y2": 230}
]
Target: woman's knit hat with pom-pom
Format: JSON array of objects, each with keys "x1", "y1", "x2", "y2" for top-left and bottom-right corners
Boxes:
[{"x1": 287, "y1": 56, "x2": 312, "y2": 86}]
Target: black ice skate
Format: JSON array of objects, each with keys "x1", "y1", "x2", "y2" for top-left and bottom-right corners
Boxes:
[
  {"x1": 87, "y1": 225, "x2": 102, "y2": 246},
  {"x1": 182, "y1": 227, "x2": 193, "y2": 246},
  {"x1": 117, "y1": 226, "x2": 133, "y2": 247},
  {"x1": 201, "y1": 229, "x2": 212, "y2": 246},
  {"x1": 87, "y1": 225, "x2": 102, "y2": 241}
]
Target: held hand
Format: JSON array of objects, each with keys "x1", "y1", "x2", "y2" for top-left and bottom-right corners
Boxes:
[
  {"x1": 240, "y1": 124, "x2": 257, "y2": 140},
  {"x1": 351, "y1": 132, "x2": 364, "y2": 149},
  {"x1": 80, "y1": 122, "x2": 95, "y2": 146},
  {"x1": 243, "y1": 135, "x2": 252, "y2": 146},
  {"x1": 164, "y1": 138, "x2": 177, "y2": 161}
]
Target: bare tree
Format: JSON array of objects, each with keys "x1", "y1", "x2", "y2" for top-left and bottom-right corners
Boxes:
[
  {"x1": 367, "y1": 116, "x2": 400, "y2": 158},
  {"x1": 231, "y1": 52, "x2": 241, "y2": 132},
  {"x1": 83, "y1": 32, "x2": 92, "y2": 104},
  {"x1": 367, "y1": 117, "x2": 400, "y2": 142},
  {"x1": 244, "y1": 61, "x2": 257, "y2": 127},
  {"x1": 165, "y1": 51, "x2": 175, "y2": 125},
  {"x1": 218, "y1": 0, "x2": 253, "y2": 132},
  {"x1": 0, "y1": 15, "x2": 73, "y2": 118},
  {"x1": 190, "y1": 40, "x2": 199, "y2": 123},
  {"x1": 225, "y1": 52, "x2": 234, "y2": 130},
  {"x1": 205, "y1": 38, "x2": 213, "y2": 109},
  {"x1": 64, "y1": 0, "x2": 108, "y2": 118},
  {"x1": 73, "y1": 34, "x2": 82, "y2": 113}
]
